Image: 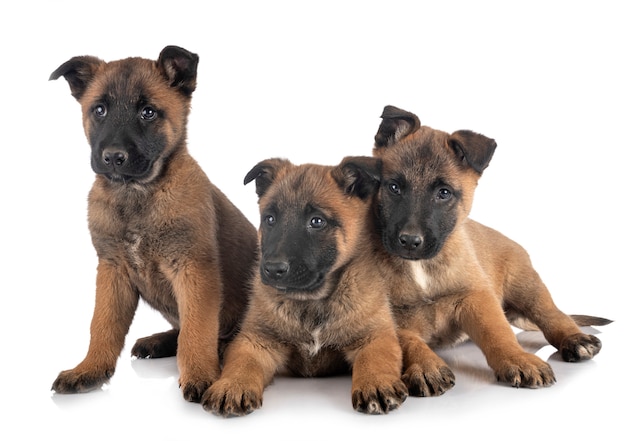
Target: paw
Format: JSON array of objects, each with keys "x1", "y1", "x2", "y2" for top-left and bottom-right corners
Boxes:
[
  {"x1": 131, "y1": 330, "x2": 178, "y2": 359},
  {"x1": 560, "y1": 333, "x2": 602, "y2": 362},
  {"x1": 51, "y1": 367, "x2": 114, "y2": 393},
  {"x1": 402, "y1": 362, "x2": 455, "y2": 397},
  {"x1": 179, "y1": 378, "x2": 212, "y2": 403},
  {"x1": 493, "y1": 354, "x2": 555, "y2": 388},
  {"x1": 202, "y1": 379, "x2": 263, "y2": 417},
  {"x1": 352, "y1": 377, "x2": 408, "y2": 414}
]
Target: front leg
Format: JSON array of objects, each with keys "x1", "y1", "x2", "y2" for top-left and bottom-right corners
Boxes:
[
  {"x1": 202, "y1": 332, "x2": 285, "y2": 417},
  {"x1": 171, "y1": 261, "x2": 223, "y2": 402},
  {"x1": 398, "y1": 328, "x2": 455, "y2": 397},
  {"x1": 349, "y1": 330, "x2": 408, "y2": 414},
  {"x1": 52, "y1": 260, "x2": 138, "y2": 393},
  {"x1": 458, "y1": 290, "x2": 555, "y2": 388}
]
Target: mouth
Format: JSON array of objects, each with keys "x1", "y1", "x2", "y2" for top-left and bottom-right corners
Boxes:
[{"x1": 262, "y1": 272, "x2": 327, "y2": 296}]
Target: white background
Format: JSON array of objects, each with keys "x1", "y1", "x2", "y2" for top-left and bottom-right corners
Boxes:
[{"x1": 1, "y1": 1, "x2": 623, "y2": 439}]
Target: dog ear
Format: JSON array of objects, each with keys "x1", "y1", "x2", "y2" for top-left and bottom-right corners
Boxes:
[
  {"x1": 49, "y1": 56, "x2": 105, "y2": 101},
  {"x1": 244, "y1": 158, "x2": 292, "y2": 198},
  {"x1": 157, "y1": 45, "x2": 199, "y2": 96},
  {"x1": 333, "y1": 156, "x2": 381, "y2": 200},
  {"x1": 374, "y1": 105, "x2": 421, "y2": 150},
  {"x1": 448, "y1": 130, "x2": 497, "y2": 174}
]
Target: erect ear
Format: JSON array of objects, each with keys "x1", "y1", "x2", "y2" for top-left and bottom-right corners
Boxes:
[
  {"x1": 332, "y1": 156, "x2": 381, "y2": 200},
  {"x1": 448, "y1": 130, "x2": 497, "y2": 174},
  {"x1": 49, "y1": 56, "x2": 105, "y2": 101},
  {"x1": 373, "y1": 105, "x2": 421, "y2": 151},
  {"x1": 244, "y1": 158, "x2": 292, "y2": 199},
  {"x1": 157, "y1": 45, "x2": 199, "y2": 96}
]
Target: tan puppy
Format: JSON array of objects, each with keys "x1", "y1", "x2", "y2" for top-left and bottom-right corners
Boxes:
[
  {"x1": 49, "y1": 46, "x2": 258, "y2": 402},
  {"x1": 202, "y1": 157, "x2": 407, "y2": 415},
  {"x1": 369, "y1": 105, "x2": 611, "y2": 396}
]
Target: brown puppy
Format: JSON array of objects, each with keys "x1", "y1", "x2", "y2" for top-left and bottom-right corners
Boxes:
[
  {"x1": 369, "y1": 105, "x2": 611, "y2": 396},
  {"x1": 202, "y1": 157, "x2": 407, "y2": 416},
  {"x1": 49, "y1": 46, "x2": 258, "y2": 402}
]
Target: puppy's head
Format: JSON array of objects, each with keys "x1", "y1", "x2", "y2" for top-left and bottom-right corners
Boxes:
[
  {"x1": 50, "y1": 46, "x2": 199, "y2": 184},
  {"x1": 244, "y1": 156, "x2": 380, "y2": 300},
  {"x1": 373, "y1": 105, "x2": 497, "y2": 260}
]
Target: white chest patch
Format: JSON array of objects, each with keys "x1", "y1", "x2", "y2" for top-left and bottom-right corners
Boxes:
[
  {"x1": 303, "y1": 327, "x2": 323, "y2": 356},
  {"x1": 410, "y1": 260, "x2": 430, "y2": 291}
]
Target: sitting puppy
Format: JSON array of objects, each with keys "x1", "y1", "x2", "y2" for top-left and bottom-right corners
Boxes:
[
  {"x1": 202, "y1": 157, "x2": 408, "y2": 416},
  {"x1": 369, "y1": 105, "x2": 611, "y2": 396},
  {"x1": 49, "y1": 46, "x2": 258, "y2": 402}
]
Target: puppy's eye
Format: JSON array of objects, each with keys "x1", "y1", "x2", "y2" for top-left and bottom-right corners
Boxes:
[
  {"x1": 388, "y1": 182, "x2": 401, "y2": 195},
  {"x1": 141, "y1": 106, "x2": 157, "y2": 121},
  {"x1": 310, "y1": 216, "x2": 326, "y2": 229},
  {"x1": 437, "y1": 188, "x2": 452, "y2": 200},
  {"x1": 93, "y1": 104, "x2": 107, "y2": 118},
  {"x1": 264, "y1": 214, "x2": 276, "y2": 226}
]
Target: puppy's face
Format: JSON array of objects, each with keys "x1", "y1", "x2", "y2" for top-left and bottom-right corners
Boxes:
[
  {"x1": 50, "y1": 46, "x2": 198, "y2": 184},
  {"x1": 244, "y1": 157, "x2": 380, "y2": 300},
  {"x1": 373, "y1": 106, "x2": 496, "y2": 260}
]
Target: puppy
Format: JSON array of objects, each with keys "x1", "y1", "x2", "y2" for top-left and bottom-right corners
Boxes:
[
  {"x1": 49, "y1": 46, "x2": 258, "y2": 402},
  {"x1": 369, "y1": 105, "x2": 611, "y2": 395},
  {"x1": 202, "y1": 157, "x2": 407, "y2": 415}
]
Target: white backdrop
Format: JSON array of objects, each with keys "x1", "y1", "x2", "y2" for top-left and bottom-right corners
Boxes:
[{"x1": 1, "y1": 1, "x2": 623, "y2": 439}]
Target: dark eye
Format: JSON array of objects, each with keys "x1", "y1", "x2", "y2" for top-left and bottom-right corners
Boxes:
[
  {"x1": 93, "y1": 104, "x2": 107, "y2": 117},
  {"x1": 264, "y1": 214, "x2": 276, "y2": 226},
  {"x1": 310, "y1": 216, "x2": 326, "y2": 229},
  {"x1": 437, "y1": 188, "x2": 452, "y2": 200},
  {"x1": 141, "y1": 106, "x2": 157, "y2": 121},
  {"x1": 388, "y1": 182, "x2": 401, "y2": 195}
]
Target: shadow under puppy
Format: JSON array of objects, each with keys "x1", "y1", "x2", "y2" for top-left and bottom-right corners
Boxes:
[
  {"x1": 203, "y1": 157, "x2": 408, "y2": 416},
  {"x1": 49, "y1": 46, "x2": 258, "y2": 402},
  {"x1": 367, "y1": 105, "x2": 611, "y2": 396}
]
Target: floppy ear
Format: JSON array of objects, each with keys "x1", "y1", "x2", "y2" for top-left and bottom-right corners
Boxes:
[
  {"x1": 374, "y1": 105, "x2": 421, "y2": 150},
  {"x1": 157, "y1": 45, "x2": 199, "y2": 96},
  {"x1": 448, "y1": 130, "x2": 497, "y2": 174},
  {"x1": 244, "y1": 158, "x2": 292, "y2": 198},
  {"x1": 333, "y1": 156, "x2": 381, "y2": 200},
  {"x1": 49, "y1": 56, "x2": 104, "y2": 101}
]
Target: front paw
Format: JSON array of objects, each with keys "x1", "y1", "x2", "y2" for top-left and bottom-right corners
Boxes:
[
  {"x1": 402, "y1": 362, "x2": 455, "y2": 397},
  {"x1": 493, "y1": 353, "x2": 555, "y2": 388},
  {"x1": 51, "y1": 367, "x2": 114, "y2": 393},
  {"x1": 560, "y1": 333, "x2": 601, "y2": 362},
  {"x1": 202, "y1": 378, "x2": 263, "y2": 417},
  {"x1": 352, "y1": 376, "x2": 408, "y2": 414}
]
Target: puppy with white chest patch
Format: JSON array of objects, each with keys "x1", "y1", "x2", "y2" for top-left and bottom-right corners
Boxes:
[{"x1": 366, "y1": 105, "x2": 611, "y2": 396}]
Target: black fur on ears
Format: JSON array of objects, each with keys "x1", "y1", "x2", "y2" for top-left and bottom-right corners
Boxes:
[
  {"x1": 333, "y1": 156, "x2": 381, "y2": 200},
  {"x1": 448, "y1": 130, "x2": 497, "y2": 175},
  {"x1": 49, "y1": 56, "x2": 104, "y2": 101},
  {"x1": 374, "y1": 105, "x2": 421, "y2": 149},
  {"x1": 157, "y1": 45, "x2": 199, "y2": 96},
  {"x1": 244, "y1": 158, "x2": 292, "y2": 198}
]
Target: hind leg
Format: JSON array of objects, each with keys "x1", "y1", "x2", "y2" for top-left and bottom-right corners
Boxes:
[
  {"x1": 131, "y1": 329, "x2": 179, "y2": 358},
  {"x1": 505, "y1": 269, "x2": 602, "y2": 362}
]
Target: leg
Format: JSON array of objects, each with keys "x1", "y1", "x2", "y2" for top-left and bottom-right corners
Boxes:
[
  {"x1": 458, "y1": 290, "x2": 555, "y2": 388},
  {"x1": 171, "y1": 262, "x2": 222, "y2": 402},
  {"x1": 131, "y1": 329, "x2": 179, "y2": 358},
  {"x1": 52, "y1": 261, "x2": 138, "y2": 393},
  {"x1": 398, "y1": 328, "x2": 455, "y2": 397},
  {"x1": 349, "y1": 330, "x2": 408, "y2": 414},
  {"x1": 202, "y1": 332, "x2": 286, "y2": 417},
  {"x1": 506, "y1": 273, "x2": 602, "y2": 362}
]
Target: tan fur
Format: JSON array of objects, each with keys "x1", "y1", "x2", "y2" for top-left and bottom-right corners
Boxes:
[
  {"x1": 202, "y1": 157, "x2": 407, "y2": 416},
  {"x1": 371, "y1": 106, "x2": 610, "y2": 395},
  {"x1": 49, "y1": 47, "x2": 258, "y2": 402}
]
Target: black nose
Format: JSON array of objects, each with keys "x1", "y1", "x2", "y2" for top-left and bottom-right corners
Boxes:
[
  {"x1": 398, "y1": 233, "x2": 422, "y2": 251},
  {"x1": 263, "y1": 261, "x2": 289, "y2": 280},
  {"x1": 102, "y1": 148, "x2": 128, "y2": 167}
]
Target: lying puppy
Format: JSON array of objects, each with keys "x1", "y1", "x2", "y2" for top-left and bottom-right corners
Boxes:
[
  {"x1": 49, "y1": 46, "x2": 258, "y2": 402},
  {"x1": 369, "y1": 105, "x2": 611, "y2": 396},
  {"x1": 202, "y1": 157, "x2": 408, "y2": 416}
]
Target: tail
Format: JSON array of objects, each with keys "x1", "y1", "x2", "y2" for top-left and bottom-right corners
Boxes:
[
  {"x1": 509, "y1": 314, "x2": 612, "y2": 332},
  {"x1": 570, "y1": 314, "x2": 613, "y2": 327}
]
